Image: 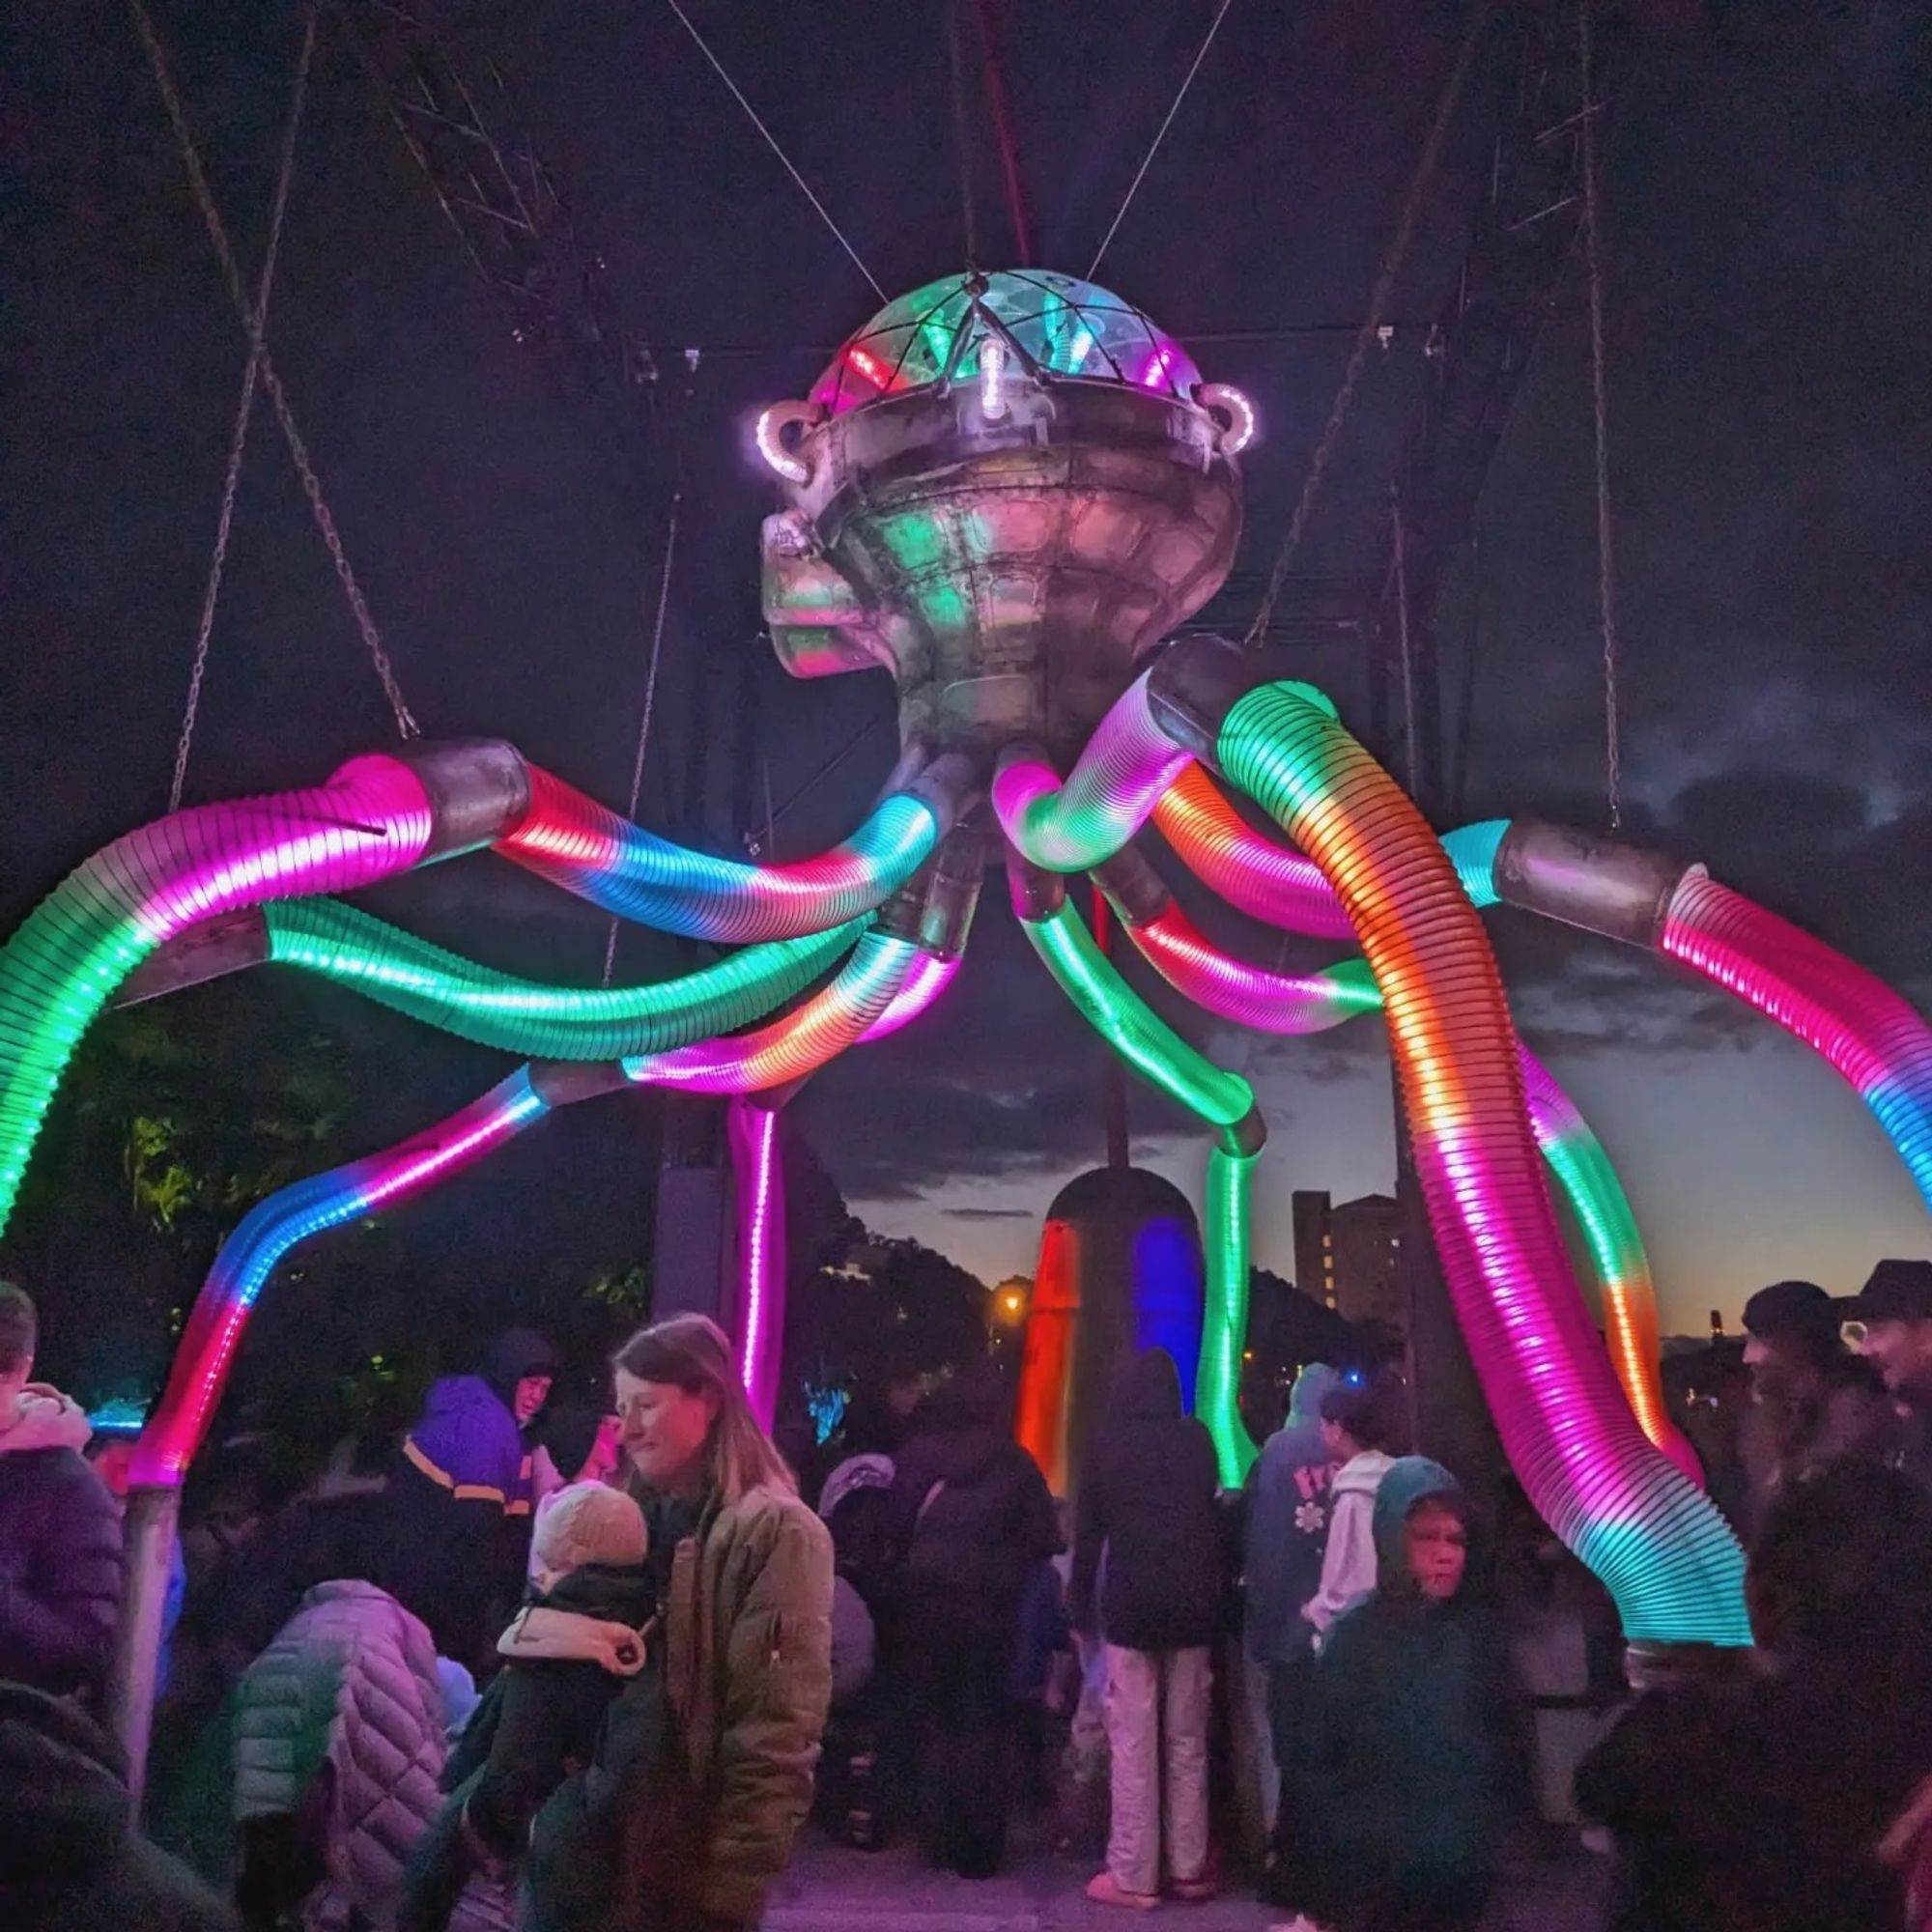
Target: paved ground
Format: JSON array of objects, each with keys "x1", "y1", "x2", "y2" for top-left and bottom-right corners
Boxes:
[{"x1": 764, "y1": 1831, "x2": 1612, "y2": 1931}]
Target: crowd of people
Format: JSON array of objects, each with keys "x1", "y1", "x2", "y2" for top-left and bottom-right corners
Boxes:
[{"x1": 4, "y1": 1257, "x2": 1932, "y2": 1929}]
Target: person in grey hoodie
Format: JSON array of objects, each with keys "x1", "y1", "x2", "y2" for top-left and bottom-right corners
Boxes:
[{"x1": 1300, "y1": 1381, "x2": 1400, "y2": 1644}]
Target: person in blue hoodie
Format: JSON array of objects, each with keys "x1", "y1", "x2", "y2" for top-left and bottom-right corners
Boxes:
[
  {"x1": 1245, "y1": 1360, "x2": 1343, "y2": 1875},
  {"x1": 391, "y1": 1329, "x2": 556, "y2": 1668},
  {"x1": 1274, "y1": 1458, "x2": 1518, "y2": 1932}
]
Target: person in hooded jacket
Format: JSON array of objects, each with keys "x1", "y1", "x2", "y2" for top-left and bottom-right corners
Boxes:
[
  {"x1": 0, "y1": 1282, "x2": 124, "y2": 1702},
  {"x1": 1068, "y1": 1348, "x2": 1223, "y2": 1909},
  {"x1": 0, "y1": 1680, "x2": 240, "y2": 1932},
  {"x1": 892, "y1": 1363, "x2": 1059, "y2": 1879},
  {"x1": 1245, "y1": 1361, "x2": 1343, "y2": 1871},
  {"x1": 1275, "y1": 1459, "x2": 1517, "y2": 1932},
  {"x1": 390, "y1": 1329, "x2": 556, "y2": 1668},
  {"x1": 1578, "y1": 1458, "x2": 1932, "y2": 1932}
]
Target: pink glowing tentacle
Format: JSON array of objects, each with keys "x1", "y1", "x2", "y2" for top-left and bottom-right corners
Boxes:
[{"x1": 858, "y1": 952, "x2": 960, "y2": 1041}]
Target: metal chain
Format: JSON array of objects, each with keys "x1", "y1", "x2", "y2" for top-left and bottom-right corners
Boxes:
[
  {"x1": 601, "y1": 491, "x2": 683, "y2": 986},
  {"x1": 128, "y1": 0, "x2": 421, "y2": 740},
  {"x1": 169, "y1": 6, "x2": 317, "y2": 810},
  {"x1": 1579, "y1": 0, "x2": 1622, "y2": 829},
  {"x1": 1245, "y1": 0, "x2": 1493, "y2": 647}
]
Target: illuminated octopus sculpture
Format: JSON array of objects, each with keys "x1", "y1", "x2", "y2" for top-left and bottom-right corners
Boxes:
[{"x1": 7, "y1": 273, "x2": 1932, "y2": 1742}]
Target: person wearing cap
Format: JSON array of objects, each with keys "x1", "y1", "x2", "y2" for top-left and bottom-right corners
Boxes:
[
  {"x1": 1738, "y1": 1279, "x2": 1893, "y2": 1534},
  {"x1": 1845, "y1": 1261, "x2": 1932, "y2": 1493}
]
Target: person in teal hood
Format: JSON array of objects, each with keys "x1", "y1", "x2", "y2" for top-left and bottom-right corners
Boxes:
[{"x1": 1273, "y1": 1458, "x2": 1520, "y2": 1932}]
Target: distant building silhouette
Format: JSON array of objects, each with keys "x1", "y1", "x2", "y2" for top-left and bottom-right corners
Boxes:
[{"x1": 1292, "y1": 1189, "x2": 1405, "y2": 1331}]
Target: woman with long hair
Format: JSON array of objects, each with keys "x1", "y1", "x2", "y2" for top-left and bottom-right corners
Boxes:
[{"x1": 527, "y1": 1315, "x2": 833, "y2": 1932}]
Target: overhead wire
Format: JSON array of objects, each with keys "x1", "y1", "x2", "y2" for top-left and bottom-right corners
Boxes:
[
  {"x1": 168, "y1": 2, "x2": 317, "y2": 811},
  {"x1": 663, "y1": 0, "x2": 887, "y2": 304},
  {"x1": 1579, "y1": 0, "x2": 1623, "y2": 830},
  {"x1": 1089, "y1": 0, "x2": 1238, "y2": 281},
  {"x1": 126, "y1": 0, "x2": 421, "y2": 740},
  {"x1": 1244, "y1": 0, "x2": 1495, "y2": 648}
]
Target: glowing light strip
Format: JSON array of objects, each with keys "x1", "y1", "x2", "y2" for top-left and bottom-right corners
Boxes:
[
  {"x1": 1662, "y1": 875, "x2": 1932, "y2": 1212},
  {"x1": 727, "y1": 1099, "x2": 784, "y2": 1428},
  {"x1": 131, "y1": 1069, "x2": 550, "y2": 1487},
  {"x1": 497, "y1": 768, "x2": 939, "y2": 944},
  {"x1": 0, "y1": 758, "x2": 435, "y2": 1237},
  {"x1": 754, "y1": 407, "x2": 810, "y2": 484},
  {"x1": 264, "y1": 900, "x2": 863, "y2": 1059},
  {"x1": 993, "y1": 676, "x2": 1190, "y2": 872},
  {"x1": 624, "y1": 931, "x2": 916, "y2": 1092},
  {"x1": 1216, "y1": 681, "x2": 1747, "y2": 1644},
  {"x1": 979, "y1": 335, "x2": 1009, "y2": 419},
  {"x1": 1024, "y1": 905, "x2": 1253, "y2": 1128}
]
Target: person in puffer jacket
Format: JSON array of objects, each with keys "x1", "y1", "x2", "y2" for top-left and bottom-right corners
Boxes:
[
  {"x1": 231, "y1": 1580, "x2": 450, "y2": 1931},
  {"x1": 0, "y1": 1282, "x2": 124, "y2": 1702},
  {"x1": 0, "y1": 1680, "x2": 240, "y2": 1932},
  {"x1": 400, "y1": 1482, "x2": 683, "y2": 1932}
]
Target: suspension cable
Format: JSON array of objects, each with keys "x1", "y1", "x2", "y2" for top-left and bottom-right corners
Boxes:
[
  {"x1": 601, "y1": 489, "x2": 684, "y2": 986},
  {"x1": 1244, "y1": 0, "x2": 1493, "y2": 648},
  {"x1": 127, "y1": 0, "x2": 420, "y2": 740},
  {"x1": 945, "y1": 0, "x2": 981, "y2": 268},
  {"x1": 663, "y1": 0, "x2": 887, "y2": 304},
  {"x1": 1579, "y1": 0, "x2": 1622, "y2": 830},
  {"x1": 168, "y1": 6, "x2": 317, "y2": 811},
  {"x1": 1089, "y1": 0, "x2": 1236, "y2": 282}
]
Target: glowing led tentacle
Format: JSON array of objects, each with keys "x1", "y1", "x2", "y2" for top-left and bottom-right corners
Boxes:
[
  {"x1": 727, "y1": 1098, "x2": 785, "y2": 1429},
  {"x1": 1019, "y1": 901, "x2": 1259, "y2": 1481},
  {"x1": 1153, "y1": 765, "x2": 1510, "y2": 935},
  {"x1": 857, "y1": 952, "x2": 960, "y2": 1042},
  {"x1": 993, "y1": 675, "x2": 1192, "y2": 872},
  {"x1": 263, "y1": 900, "x2": 863, "y2": 1059},
  {"x1": 0, "y1": 758, "x2": 437, "y2": 1237},
  {"x1": 1662, "y1": 876, "x2": 1932, "y2": 1211},
  {"x1": 1519, "y1": 1050, "x2": 1700, "y2": 1480},
  {"x1": 1216, "y1": 682, "x2": 1747, "y2": 1645},
  {"x1": 498, "y1": 766, "x2": 942, "y2": 943},
  {"x1": 1115, "y1": 895, "x2": 1693, "y2": 1474},
  {"x1": 130, "y1": 1068, "x2": 550, "y2": 1488},
  {"x1": 624, "y1": 931, "x2": 917, "y2": 1093},
  {"x1": 1025, "y1": 906, "x2": 1253, "y2": 1129}
]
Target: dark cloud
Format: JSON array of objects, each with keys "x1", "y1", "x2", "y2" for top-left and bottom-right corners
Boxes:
[{"x1": 940, "y1": 1206, "x2": 1037, "y2": 1223}]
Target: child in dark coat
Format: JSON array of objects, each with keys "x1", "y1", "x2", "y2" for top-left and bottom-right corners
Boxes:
[
  {"x1": 399, "y1": 1483, "x2": 658, "y2": 1932},
  {"x1": 1275, "y1": 1458, "x2": 1517, "y2": 1932}
]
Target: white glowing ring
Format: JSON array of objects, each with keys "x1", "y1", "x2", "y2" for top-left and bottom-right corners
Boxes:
[
  {"x1": 978, "y1": 336, "x2": 1009, "y2": 420},
  {"x1": 755, "y1": 403, "x2": 815, "y2": 485},
  {"x1": 1195, "y1": 383, "x2": 1257, "y2": 457}
]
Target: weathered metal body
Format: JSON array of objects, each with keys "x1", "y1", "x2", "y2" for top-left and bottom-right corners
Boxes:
[{"x1": 759, "y1": 275, "x2": 1245, "y2": 766}]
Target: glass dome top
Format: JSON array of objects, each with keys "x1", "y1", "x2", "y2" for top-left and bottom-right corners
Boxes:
[{"x1": 809, "y1": 270, "x2": 1205, "y2": 416}]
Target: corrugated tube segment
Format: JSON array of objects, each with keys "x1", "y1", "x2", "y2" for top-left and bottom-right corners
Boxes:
[{"x1": 1217, "y1": 683, "x2": 1747, "y2": 1646}]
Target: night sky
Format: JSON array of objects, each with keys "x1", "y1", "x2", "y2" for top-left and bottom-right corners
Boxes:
[{"x1": 5, "y1": 0, "x2": 1928, "y2": 1337}]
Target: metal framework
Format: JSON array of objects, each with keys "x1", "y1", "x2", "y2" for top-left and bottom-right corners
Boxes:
[
  {"x1": 1369, "y1": 0, "x2": 1627, "y2": 813},
  {"x1": 335, "y1": 1, "x2": 662, "y2": 514}
]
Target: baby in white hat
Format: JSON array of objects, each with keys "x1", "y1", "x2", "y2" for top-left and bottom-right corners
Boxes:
[{"x1": 402, "y1": 1482, "x2": 656, "y2": 1929}]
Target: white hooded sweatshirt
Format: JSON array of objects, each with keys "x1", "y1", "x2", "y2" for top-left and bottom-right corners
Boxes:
[{"x1": 1300, "y1": 1448, "x2": 1395, "y2": 1639}]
